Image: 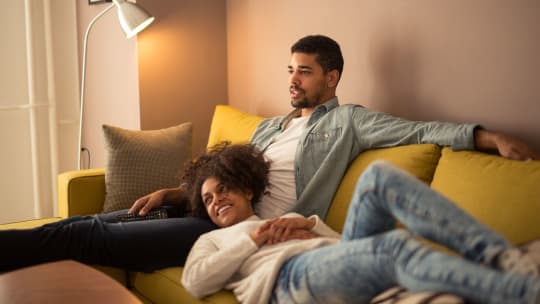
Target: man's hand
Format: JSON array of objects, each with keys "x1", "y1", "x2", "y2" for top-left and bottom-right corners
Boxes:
[
  {"x1": 250, "y1": 217, "x2": 318, "y2": 247},
  {"x1": 474, "y1": 129, "x2": 540, "y2": 161},
  {"x1": 128, "y1": 187, "x2": 184, "y2": 216}
]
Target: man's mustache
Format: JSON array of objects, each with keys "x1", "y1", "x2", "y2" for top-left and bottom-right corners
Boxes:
[{"x1": 290, "y1": 85, "x2": 305, "y2": 94}]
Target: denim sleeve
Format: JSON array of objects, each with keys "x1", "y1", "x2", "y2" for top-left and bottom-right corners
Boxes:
[{"x1": 350, "y1": 107, "x2": 479, "y2": 151}]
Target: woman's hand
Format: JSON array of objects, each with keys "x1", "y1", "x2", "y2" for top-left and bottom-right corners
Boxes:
[
  {"x1": 250, "y1": 225, "x2": 270, "y2": 247},
  {"x1": 129, "y1": 186, "x2": 185, "y2": 216},
  {"x1": 250, "y1": 217, "x2": 318, "y2": 247}
]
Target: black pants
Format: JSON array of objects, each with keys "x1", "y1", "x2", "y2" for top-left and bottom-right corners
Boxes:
[{"x1": 0, "y1": 206, "x2": 216, "y2": 272}]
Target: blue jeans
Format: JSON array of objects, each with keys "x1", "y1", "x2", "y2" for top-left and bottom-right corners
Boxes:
[
  {"x1": 0, "y1": 206, "x2": 216, "y2": 272},
  {"x1": 272, "y1": 161, "x2": 540, "y2": 304}
]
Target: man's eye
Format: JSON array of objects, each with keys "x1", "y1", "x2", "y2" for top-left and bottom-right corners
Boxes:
[
  {"x1": 300, "y1": 70, "x2": 311, "y2": 74},
  {"x1": 287, "y1": 69, "x2": 293, "y2": 74}
]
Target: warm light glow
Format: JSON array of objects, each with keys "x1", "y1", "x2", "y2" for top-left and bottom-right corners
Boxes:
[{"x1": 125, "y1": 17, "x2": 154, "y2": 39}]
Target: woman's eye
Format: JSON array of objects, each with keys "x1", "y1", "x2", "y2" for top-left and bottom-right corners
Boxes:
[
  {"x1": 203, "y1": 197, "x2": 211, "y2": 206},
  {"x1": 218, "y1": 184, "x2": 227, "y2": 193}
]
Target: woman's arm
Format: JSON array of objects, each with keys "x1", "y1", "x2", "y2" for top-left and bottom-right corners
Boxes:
[
  {"x1": 307, "y1": 214, "x2": 342, "y2": 238},
  {"x1": 264, "y1": 213, "x2": 341, "y2": 244},
  {"x1": 181, "y1": 233, "x2": 259, "y2": 299}
]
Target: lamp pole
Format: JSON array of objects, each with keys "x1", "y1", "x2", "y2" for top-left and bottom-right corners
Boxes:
[
  {"x1": 78, "y1": 3, "x2": 115, "y2": 170},
  {"x1": 77, "y1": 0, "x2": 154, "y2": 170}
]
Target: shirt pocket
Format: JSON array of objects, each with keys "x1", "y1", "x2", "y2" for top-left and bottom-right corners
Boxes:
[{"x1": 304, "y1": 127, "x2": 342, "y2": 166}]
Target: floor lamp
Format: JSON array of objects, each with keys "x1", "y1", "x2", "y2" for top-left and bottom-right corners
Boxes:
[{"x1": 78, "y1": 0, "x2": 154, "y2": 170}]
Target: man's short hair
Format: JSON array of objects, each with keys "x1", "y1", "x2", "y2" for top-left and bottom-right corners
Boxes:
[{"x1": 291, "y1": 35, "x2": 344, "y2": 78}]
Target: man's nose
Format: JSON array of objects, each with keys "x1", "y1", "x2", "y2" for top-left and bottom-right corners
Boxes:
[{"x1": 289, "y1": 72, "x2": 300, "y2": 85}]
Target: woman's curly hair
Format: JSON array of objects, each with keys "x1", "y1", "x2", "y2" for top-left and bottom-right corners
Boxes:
[{"x1": 180, "y1": 142, "x2": 271, "y2": 218}]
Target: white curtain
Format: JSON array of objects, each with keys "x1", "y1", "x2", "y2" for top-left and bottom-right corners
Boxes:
[{"x1": 0, "y1": 0, "x2": 79, "y2": 223}]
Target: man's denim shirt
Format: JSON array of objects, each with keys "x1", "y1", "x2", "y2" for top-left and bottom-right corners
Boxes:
[{"x1": 250, "y1": 97, "x2": 478, "y2": 219}]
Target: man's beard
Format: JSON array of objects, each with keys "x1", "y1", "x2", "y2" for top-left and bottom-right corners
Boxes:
[
  {"x1": 290, "y1": 84, "x2": 324, "y2": 109},
  {"x1": 291, "y1": 98, "x2": 311, "y2": 108},
  {"x1": 290, "y1": 93, "x2": 323, "y2": 109}
]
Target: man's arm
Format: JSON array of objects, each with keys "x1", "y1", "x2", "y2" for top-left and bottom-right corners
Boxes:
[
  {"x1": 350, "y1": 106, "x2": 539, "y2": 160},
  {"x1": 474, "y1": 129, "x2": 540, "y2": 160}
]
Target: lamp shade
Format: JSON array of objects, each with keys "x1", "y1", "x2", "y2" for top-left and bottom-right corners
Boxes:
[{"x1": 115, "y1": 0, "x2": 155, "y2": 38}]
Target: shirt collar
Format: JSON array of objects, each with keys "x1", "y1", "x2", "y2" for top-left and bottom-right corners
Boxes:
[{"x1": 280, "y1": 97, "x2": 340, "y2": 130}]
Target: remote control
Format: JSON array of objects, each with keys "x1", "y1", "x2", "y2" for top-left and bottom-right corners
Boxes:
[{"x1": 116, "y1": 208, "x2": 169, "y2": 222}]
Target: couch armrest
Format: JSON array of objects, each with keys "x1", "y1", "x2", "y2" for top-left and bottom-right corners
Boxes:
[{"x1": 58, "y1": 168, "x2": 106, "y2": 217}]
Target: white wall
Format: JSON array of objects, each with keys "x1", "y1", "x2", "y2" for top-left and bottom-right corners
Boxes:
[
  {"x1": 137, "y1": 0, "x2": 228, "y2": 156},
  {"x1": 0, "y1": 0, "x2": 79, "y2": 223}
]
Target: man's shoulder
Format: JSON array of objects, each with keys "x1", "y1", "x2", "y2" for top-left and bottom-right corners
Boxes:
[
  {"x1": 335, "y1": 103, "x2": 364, "y2": 110},
  {"x1": 326, "y1": 103, "x2": 365, "y2": 116}
]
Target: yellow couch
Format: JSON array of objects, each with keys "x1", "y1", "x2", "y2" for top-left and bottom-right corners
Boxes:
[{"x1": 2, "y1": 105, "x2": 540, "y2": 303}]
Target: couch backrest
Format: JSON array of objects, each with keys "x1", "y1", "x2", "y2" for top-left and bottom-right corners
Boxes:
[
  {"x1": 325, "y1": 144, "x2": 441, "y2": 232},
  {"x1": 207, "y1": 105, "x2": 264, "y2": 148},
  {"x1": 431, "y1": 148, "x2": 540, "y2": 245}
]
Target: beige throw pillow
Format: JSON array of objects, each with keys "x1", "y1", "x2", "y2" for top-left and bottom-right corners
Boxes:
[{"x1": 102, "y1": 123, "x2": 192, "y2": 212}]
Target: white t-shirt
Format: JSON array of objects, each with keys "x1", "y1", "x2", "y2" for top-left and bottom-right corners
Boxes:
[{"x1": 255, "y1": 116, "x2": 309, "y2": 219}]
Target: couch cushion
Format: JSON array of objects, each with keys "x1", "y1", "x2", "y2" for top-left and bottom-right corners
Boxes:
[
  {"x1": 431, "y1": 148, "x2": 540, "y2": 245},
  {"x1": 326, "y1": 144, "x2": 442, "y2": 232},
  {"x1": 0, "y1": 217, "x2": 61, "y2": 230},
  {"x1": 102, "y1": 123, "x2": 192, "y2": 212},
  {"x1": 132, "y1": 267, "x2": 238, "y2": 304},
  {"x1": 58, "y1": 168, "x2": 106, "y2": 217},
  {"x1": 92, "y1": 265, "x2": 127, "y2": 286},
  {"x1": 207, "y1": 105, "x2": 264, "y2": 148}
]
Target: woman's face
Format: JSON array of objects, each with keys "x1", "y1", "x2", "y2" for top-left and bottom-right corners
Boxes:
[{"x1": 201, "y1": 177, "x2": 255, "y2": 227}]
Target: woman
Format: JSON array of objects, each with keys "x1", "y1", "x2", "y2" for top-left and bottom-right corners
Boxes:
[
  {"x1": 181, "y1": 144, "x2": 540, "y2": 304},
  {"x1": 0, "y1": 145, "x2": 244, "y2": 273},
  {"x1": 0, "y1": 143, "x2": 265, "y2": 273}
]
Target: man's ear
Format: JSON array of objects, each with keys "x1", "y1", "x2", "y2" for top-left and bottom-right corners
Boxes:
[{"x1": 327, "y1": 70, "x2": 340, "y2": 88}]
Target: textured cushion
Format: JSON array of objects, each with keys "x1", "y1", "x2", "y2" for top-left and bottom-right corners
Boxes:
[
  {"x1": 371, "y1": 287, "x2": 464, "y2": 304},
  {"x1": 102, "y1": 123, "x2": 192, "y2": 212},
  {"x1": 431, "y1": 148, "x2": 540, "y2": 245},
  {"x1": 207, "y1": 105, "x2": 264, "y2": 148},
  {"x1": 326, "y1": 144, "x2": 441, "y2": 232}
]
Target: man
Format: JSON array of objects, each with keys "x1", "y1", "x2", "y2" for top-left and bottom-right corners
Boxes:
[{"x1": 132, "y1": 35, "x2": 539, "y2": 219}]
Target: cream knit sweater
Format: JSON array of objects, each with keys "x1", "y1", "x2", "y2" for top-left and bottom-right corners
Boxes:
[{"x1": 181, "y1": 213, "x2": 341, "y2": 304}]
